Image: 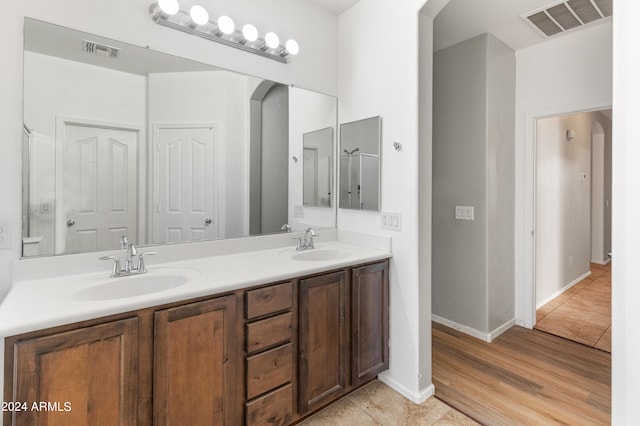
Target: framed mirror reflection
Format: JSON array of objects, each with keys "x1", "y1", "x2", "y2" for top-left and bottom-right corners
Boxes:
[
  {"x1": 339, "y1": 116, "x2": 381, "y2": 211},
  {"x1": 303, "y1": 127, "x2": 333, "y2": 208},
  {"x1": 21, "y1": 18, "x2": 337, "y2": 257}
]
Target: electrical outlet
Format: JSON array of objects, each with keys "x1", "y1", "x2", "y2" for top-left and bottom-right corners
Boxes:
[
  {"x1": 0, "y1": 221, "x2": 12, "y2": 250},
  {"x1": 294, "y1": 204, "x2": 304, "y2": 218},
  {"x1": 455, "y1": 206, "x2": 474, "y2": 221},
  {"x1": 381, "y1": 211, "x2": 401, "y2": 231}
]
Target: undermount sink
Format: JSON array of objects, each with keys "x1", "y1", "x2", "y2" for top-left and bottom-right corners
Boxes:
[
  {"x1": 73, "y1": 268, "x2": 200, "y2": 301},
  {"x1": 292, "y1": 249, "x2": 352, "y2": 261}
]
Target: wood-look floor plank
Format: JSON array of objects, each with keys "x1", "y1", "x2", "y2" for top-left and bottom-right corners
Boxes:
[{"x1": 433, "y1": 323, "x2": 611, "y2": 425}]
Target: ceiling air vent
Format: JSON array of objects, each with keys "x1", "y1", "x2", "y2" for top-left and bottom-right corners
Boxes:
[
  {"x1": 523, "y1": 0, "x2": 612, "y2": 39},
  {"x1": 82, "y1": 40, "x2": 119, "y2": 58}
]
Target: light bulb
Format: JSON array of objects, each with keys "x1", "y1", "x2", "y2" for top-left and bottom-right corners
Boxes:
[
  {"x1": 158, "y1": 0, "x2": 179, "y2": 15},
  {"x1": 265, "y1": 32, "x2": 280, "y2": 49},
  {"x1": 285, "y1": 39, "x2": 299, "y2": 56},
  {"x1": 242, "y1": 24, "x2": 258, "y2": 42},
  {"x1": 217, "y1": 16, "x2": 235, "y2": 35},
  {"x1": 189, "y1": 5, "x2": 209, "y2": 26}
]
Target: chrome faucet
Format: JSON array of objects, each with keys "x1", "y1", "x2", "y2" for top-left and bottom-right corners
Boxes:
[
  {"x1": 99, "y1": 236, "x2": 157, "y2": 277},
  {"x1": 294, "y1": 228, "x2": 318, "y2": 251},
  {"x1": 124, "y1": 241, "x2": 138, "y2": 272}
]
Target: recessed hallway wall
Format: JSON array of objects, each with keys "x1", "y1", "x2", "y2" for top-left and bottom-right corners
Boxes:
[{"x1": 535, "y1": 111, "x2": 612, "y2": 307}]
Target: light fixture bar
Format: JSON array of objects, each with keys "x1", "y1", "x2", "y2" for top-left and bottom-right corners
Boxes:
[{"x1": 149, "y1": 3, "x2": 297, "y2": 64}]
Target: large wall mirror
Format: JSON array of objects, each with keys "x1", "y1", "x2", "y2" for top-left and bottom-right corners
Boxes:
[
  {"x1": 21, "y1": 18, "x2": 337, "y2": 257},
  {"x1": 339, "y1": 116, "x2": 381, "y2": 211}
]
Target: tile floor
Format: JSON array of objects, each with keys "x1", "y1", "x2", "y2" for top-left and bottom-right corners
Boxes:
[
  {"x1": 535, "y1": 262, "x2": 611, "y2": 352},
  {"x1": 299, "y1": 380, "x2": 478, "y2": 426}
]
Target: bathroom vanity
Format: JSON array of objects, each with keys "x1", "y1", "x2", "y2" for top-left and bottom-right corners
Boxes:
[{"x1": 1, "y1": 237, "x2": 390, "y2": 425}]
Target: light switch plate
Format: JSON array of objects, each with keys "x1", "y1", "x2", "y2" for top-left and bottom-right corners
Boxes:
[
  {"x1": 455, "y1": 206, "x2": 474, "y2": 221},
  {"x1": 0, "y1": 220, "x2": 12, "y2": 249},
  {"x1": 381, "y1": 211, "x2": 401, "y2": 231},
  {"x1": 294, "y1": 204, "x2": 304, "y2": 218}
]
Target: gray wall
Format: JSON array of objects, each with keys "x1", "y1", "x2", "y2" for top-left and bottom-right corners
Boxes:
[
  {"x1": 433, "y1": 33, "x2": 515, "y2": 335},
  {"x1": 486, "y1": 35, "x2": 516, "y2": 331},
  {"x1": 260, "y1": 84, "x2": 289, "y2": 234},
  {"x1": 535, "y1": 111, "x2": 612, "y2": 306}
]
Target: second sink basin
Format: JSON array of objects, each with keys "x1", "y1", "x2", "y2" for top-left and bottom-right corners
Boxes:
[
  {"x1": 73, "y1": 268, "x2": 200, "y2": 301},
  {"x1": 292, "y1": 249, "x2": 352, "y2": 261}
]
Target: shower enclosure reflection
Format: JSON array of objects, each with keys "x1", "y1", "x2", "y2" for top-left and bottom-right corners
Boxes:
[{"x1": 339, "y1": 116, "x2": 381, "y2": 211}]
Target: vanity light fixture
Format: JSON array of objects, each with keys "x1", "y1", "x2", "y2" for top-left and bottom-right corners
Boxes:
[
  {"x1": 149, "y1": 2, "x2": 299, "y2": 63},
  {"x1": 189, "y1": 5, "x2": 209, "y2": 27},
  {"x1": 241, "y1": 24, "x2": 258, "y2": 43}
]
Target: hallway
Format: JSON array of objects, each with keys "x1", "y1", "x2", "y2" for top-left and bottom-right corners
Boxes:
[{"x1": 535, "y1": 263, "x2": 611, "y2": 352}]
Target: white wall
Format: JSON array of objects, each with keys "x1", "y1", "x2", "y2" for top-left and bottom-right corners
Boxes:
[
  {"x1": 589, "y1": 114, "x2": 612, "y2": 265},
  {"x1": 289, "y1": 87, "x2": 337, "y2": 231},
  {"x1": 612, "y1": 0, "x2": 640, "y2": 421},
  {"x1": 338, "y1": 0, "x2": 432, "y2": 402},
  {"x1": 514, "y1": 22, "x2": 613, "y2": 327},
  {"x1": 0, "y1": 0, "x2": 338, "y2": 299},
  {"x1": 24, "y1": 51, "x2": 147, "y2": 256},
  {"x1": 535, "y1": 112, "x2": 609, "y2": 306}
]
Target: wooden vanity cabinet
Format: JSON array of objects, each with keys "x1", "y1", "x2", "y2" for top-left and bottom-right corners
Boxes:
[
  {"x1": 244, "y1": 281, "x2": 295, "y2": 426},
  {"x1": 298, "y1": 270, "x2": 349, "y2": 415},
  {"x1": 4, "y1": 258, "x2": 390, "y2": 426},
  {"x1": 351, "y1": 261, "x2": 390, "y2": 387},
  {"x1": 298, "y1": 260, "x2": 389, "y2": 416},
  {"x1": 8, "y1": 318, "x2": 139, "y2": 426},
  {"x1": 154, "y1": 295, "x2": 239, "y2": 426},
  {"x1": 4, "y1": 293, "x2": 241, "y2": 426}
]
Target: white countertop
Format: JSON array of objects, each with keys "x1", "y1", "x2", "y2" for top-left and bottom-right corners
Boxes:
[{"x1": 0, "y1": 238, "x2": 391, "y2": 338}]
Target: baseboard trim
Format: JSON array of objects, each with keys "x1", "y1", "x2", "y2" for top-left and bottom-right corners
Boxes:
[
  {"x1": 432, "y1": 314, "x2": 515, "y2": 342},
  {"x1": 536, "y1": 270, "x2": 591, "y2": 309},
  {"x1": 591, "y1": 258, "x2": 611, "y2": 265},
  {"x1": 378, "y1": 372, "x2": 434, "y2": 404},
  {"x1": 488, "y1": 318, "x2": 516, "y2": 341}
]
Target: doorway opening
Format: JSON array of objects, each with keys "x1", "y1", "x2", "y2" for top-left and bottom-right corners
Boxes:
[{"x1": 533, "y1": 109, "x2": 612, "y2": 352}]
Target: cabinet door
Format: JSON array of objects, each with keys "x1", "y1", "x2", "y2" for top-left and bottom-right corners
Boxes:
[
  {"x1": 351, "y1": 261, "x2": 389, "y2": 386},
  {"x1": 12, "y1": 318, "x2": 139, "y2": 426},
  {"x1": 154, "y1": 295, "x2": 238, "y2": 426},
  {"x1": 298, "y1": 270, "x2": 348, "y2": 414}
]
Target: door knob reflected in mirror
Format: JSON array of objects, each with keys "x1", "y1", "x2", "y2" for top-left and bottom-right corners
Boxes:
[
  {"x1": 204, "y1": 218, "x2": 212, "y2": 225},
  {"x1": 66, "y1": 219, "x2": 75, "y2": 227}
]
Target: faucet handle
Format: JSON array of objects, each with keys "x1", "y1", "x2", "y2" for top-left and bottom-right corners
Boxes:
[
  {"x1": 305, "y1": 228, "x2": 318, "y2": 249},
  {"x1": 281, "y1": 224, "x2": 292, "y2": 233},
  {"x1": 99, "y1": 255, "x2": 121, "y2": 277},
  {"x1": 137, "y1": 251, "x2": 158, "y2": 273},
  {"x1": 120, "y1": 236, "x2": 128, "y2": 249}
]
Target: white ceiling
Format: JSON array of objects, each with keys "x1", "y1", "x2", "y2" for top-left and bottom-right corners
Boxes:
[
  {"x1": 308, "y1": 0, "x2": 609, "y2": 52},
  {"x1": 304, "y1": 0, "x2": 361, "y2": 15},
  {"x1": 433, "y1": 0, "x2": 608, "y2": 52}
]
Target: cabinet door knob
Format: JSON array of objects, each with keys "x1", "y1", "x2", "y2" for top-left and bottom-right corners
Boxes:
[
  {"x1": 66, "y1": 219, "x2": 75, "y2": 227},
  {"x1": 204, "y1": 218, "x2": 212, "y2": 225}
]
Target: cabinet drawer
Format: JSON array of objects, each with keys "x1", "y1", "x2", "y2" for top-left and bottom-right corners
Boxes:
[
  {"x1": 246, "y1": 312, "x2": 293, "y2": 355},
  {"x1": 245, "y1": 384, "x2": 293, "y2": 426},
  {"x1": 246, "y1": 281, "x2": 293, "y2": 319},
  {"x1": 247, "y1": 343, "x2": 293, "y2": 399}
]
